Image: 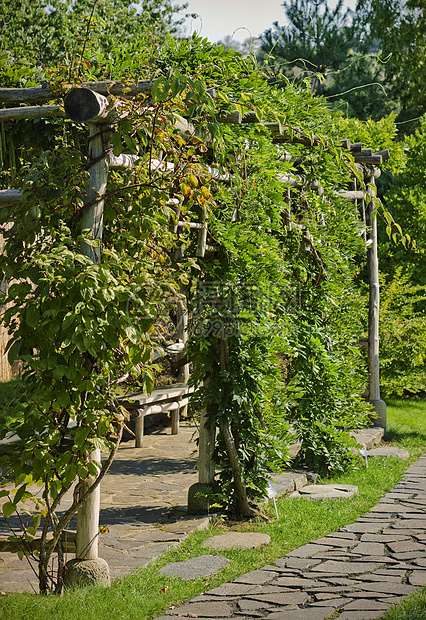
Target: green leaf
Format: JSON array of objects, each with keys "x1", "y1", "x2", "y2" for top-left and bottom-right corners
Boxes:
[
  {"x1": 125, "y1": 325, "x2": 139, "y2": 344},
  {"x1": 151, "y1": 77, "x2": 169, "y2": 102},
  {"x1": 78, "y1": 465, "x2": 88, "y2": 480},
  {"x1": 88, "y1": 437, "x2": 110, "y2": 452},
  {"x1": 87, "y1": 461, "x2": 99, "y2": 476},
  {"x1": 110, "y1": 132, "x2": 123, "y2": 157},
  {"x1": 73, "y1": 427, "x2": 90, "y2": 447},
  {"x1": 57, "y1": 451, "x2": 72, "y2": 472},
  {"x1": 26, "y1": 306, "x2": 40, "y2": 328},
  {"x1": 2, "y1": 501, "x2": 16, "y2": 518},
  {"x1": 32, "y1": 513, "x2": 41, "y2": 530},
  {"x1": 7, "y1": 339, "x2": 21, "y2": 365},
  {"x1": 13, "y1": 484, "x2": 26, "y2": 505}
]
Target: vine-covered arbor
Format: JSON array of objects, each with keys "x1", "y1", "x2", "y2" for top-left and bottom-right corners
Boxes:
[{"x1": 0, "y1": 58, "x2": 390, "y2": 591}]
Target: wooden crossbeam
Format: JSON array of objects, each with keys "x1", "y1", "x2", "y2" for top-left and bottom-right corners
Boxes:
[
  {"x1": 0, "y1": 105, "x2": 64, "y2": 122},
  {"x1": 0, "y1": 81, "x2": 152, "y2": 104}
]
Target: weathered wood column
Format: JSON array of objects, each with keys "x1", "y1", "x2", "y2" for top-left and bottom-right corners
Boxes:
[
  {"x1": 187, "y1": 377, "x2": 216, "y2": 514},
  {"x1": 64, "y1": 88, "x2": 112, "y2": 573},
  {"x1": 366, "y1": 170, "x2": 386, "y2": 428},
  {"x1": 75, "y1": 119, "x2": 109, "y2": 560},
  {"x1": 176, "y1": 299, "x2": 189, "y2": 382}
]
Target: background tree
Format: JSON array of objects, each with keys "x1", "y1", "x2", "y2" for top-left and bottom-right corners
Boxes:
[
  {"x1": 356, "y1": 0, "x2": 426, "y2": 130},
  {"x1": 325, "y1": 49, "x2": 396, "y2": 121},
  {"x1": 258, "y1": 0, "x2": 358, "y2": 90},
  {"x1": 258, "y1": 0, "x2": 394, "y2": 120},
  {"x1": 218, "y1": 35, "x2": 260, "y2": 57},
  {"x1": 377, "y1": 115, "x2": 426, "y2": 285},
  {"x1": 0, "y1": 0, "x2": 189, "y2": 71}
]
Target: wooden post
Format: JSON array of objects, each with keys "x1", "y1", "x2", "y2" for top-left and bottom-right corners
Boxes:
[
  {"x1": 198, "y1": 405, "x2": 216, "y2": 484},
  {"x1": 196, "y1": 213, "x2": 208, "y2": 258},
  {"x1": 219, "y1": 335, "x2": 254, "y2": 517},
  {"x1": 76, "y1": 448, "x2": 101, "y2": 559},
  {"x1": 80, "y1": 122, "x2": 110, "y2": 263},
  {"x1": 174, "y1": 237, "x2": 189, "y2": 412},
  {"x1": 187, "y1": 381, "x2": 216, "y2": 514},
  {"x1": 176, "y1": 296, "x2": 189, "y2": 422},
  {"x1": 64, "y1": 88, "x2": 112, "y2": 562},
  {"x1": 0, "y1": 228, "x2": 15, "y2": 382},
  {"x1": 366, "y1": 172, "x2": 386, "y2": 428},
  {"x1": 134, "y1": 410, "x2": 145, "y2": 448}
]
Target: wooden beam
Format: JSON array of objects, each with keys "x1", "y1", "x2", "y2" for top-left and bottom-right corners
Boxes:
[
  {"x1": 374, "y1": 149, "x2": 390, "y2": 162},
  {"x1": 217, "y1": 110, "x2": 242, "y2": 124},
  {"x1": 338, "y1": 138, "x2": 351, "y2": 149},
  {"x1": 0, "y1": 81, "x2": 152, "y2": 105},
  {"x1": 177, "y1": 221, "x2": 205, "y2": 229},
  {"x1": 0, "y1": 189, "x2": 23, "y2": 207},
  {"x1": 242, "y1": 111, "x2": 258, "y2": 123},
  {"x1": 354, "y1": 154, "x2": 383, "y2": 165},
  {"x1": 0, "y1": 532, "x2": 76, "y2": 553},
  {"x1": 338, "y1": 190, "x2": 365, "y2": 200},
  {"x1": 108, "y1": 153, "x2": 140, "y2": 170},
  {"x1": 64, "y1": 88, "x2": 114, "y2": 124},
  {"x1": 0, "y1": 105, "x2": 65, "y2": 122},
  {"x1": 243, "y1": 112, "x2": 354, "y2": 149},
  {"x1": 277, "y1": 174, "x2": 320, "y2": 189}
]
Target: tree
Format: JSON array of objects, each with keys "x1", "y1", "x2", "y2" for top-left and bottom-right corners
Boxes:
[
  {"x1": 356, "y1": 0, "x2": 426, "y2": 128},
  {"x1": 0, "y1": 0, "x2": 189, "y2": 70},
  {"x1": 218, "y1": 35, "x2": 260, "y2": 58},
  {"x1": 325, "y1": 49, "x2": 396, "y2": 121},
  {"x1": 258, "y1": 0, "x2": 358, "y2": 91},
  {"x1": 258, "y1": 0, "x2": 396, "y2": 121},
  {"x1": 377, "y1": 114, "x2": 426, "y2": 286}
]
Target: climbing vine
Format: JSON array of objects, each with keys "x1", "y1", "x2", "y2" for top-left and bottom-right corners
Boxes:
[{"x1": 0, "y1": 32, "x2": 379, "y2": 588}]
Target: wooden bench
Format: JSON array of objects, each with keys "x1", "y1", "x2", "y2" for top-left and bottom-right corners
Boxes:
[{"x1": 120, "y1": 383, "x2": 194, "y2": 447}]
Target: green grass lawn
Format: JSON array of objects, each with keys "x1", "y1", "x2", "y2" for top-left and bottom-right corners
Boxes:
[{"x1": 0, "y1": 395, "x2": 426, "y2": 620}]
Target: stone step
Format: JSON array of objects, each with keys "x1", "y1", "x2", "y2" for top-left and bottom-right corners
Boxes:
[{"x1": 350, "y1": 426, "x2": 385, "y2": 450}]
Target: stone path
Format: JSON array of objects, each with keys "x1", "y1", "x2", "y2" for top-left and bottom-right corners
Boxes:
[
  {"x1": 0, "y1": 422, "x2": 202, "y2": 593},
  {"x1": 0, "y1": 421, "x2": 309, "y2": 594},
  {"x1": 154, "y1": 455, "x2": 426, "y2": 620}
]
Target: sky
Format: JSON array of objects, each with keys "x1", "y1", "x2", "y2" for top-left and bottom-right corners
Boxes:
[{"x1": 175, "y1": 0, "x2": 357, "y2": 44}]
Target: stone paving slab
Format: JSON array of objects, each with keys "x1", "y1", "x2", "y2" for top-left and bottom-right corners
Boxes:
[
  {"x1": 159, "y1": 555, "x2": 230, "y2": 580},
  {"x1": 290, "y1": 483, "x2": 358, "y2": 500},
  {"x1": 203, "y1": 532, "x2": 271, "y2": 551},
  {"x1": 154, "y1": 453, "x2": 426, "y2": 620},
  {"x1": 368, "y1": 447, "x2": 410, "y2": 459}
]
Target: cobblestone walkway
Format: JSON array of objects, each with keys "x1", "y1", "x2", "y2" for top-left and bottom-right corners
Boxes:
[
  {"x1": 0, "y1": 421, "x2": 309, "y2": 594},
  {"x1": 0, "y1": 422, "x2": 201, "y2": 592},
  {"x1": 155, "y1": 455, "x2": 426, "y2": 620}
]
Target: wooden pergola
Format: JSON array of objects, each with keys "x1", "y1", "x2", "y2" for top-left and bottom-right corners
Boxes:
[{"x1": 0, "y1": 80, "x2": 388, "y2": 575}]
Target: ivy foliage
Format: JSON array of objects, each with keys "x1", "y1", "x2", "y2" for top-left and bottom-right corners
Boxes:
[{"x1": 0, "y1": 32, "x2": 377, "y2": 585}]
